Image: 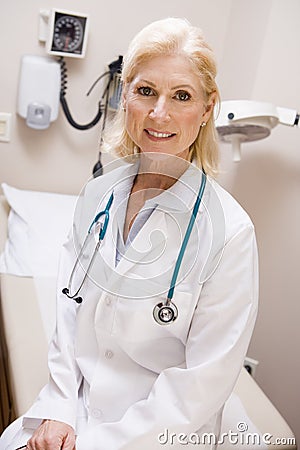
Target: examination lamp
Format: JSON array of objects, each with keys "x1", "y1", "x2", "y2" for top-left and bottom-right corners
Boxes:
[{"x1": 215, "y1": 100, "x2": 299, "y2": 161}]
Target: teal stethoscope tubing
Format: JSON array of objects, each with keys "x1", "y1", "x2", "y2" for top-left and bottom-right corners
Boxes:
[
  {"x1": 62, "y1": 192, "x2": 114, "y2": 303},
  {"x1": 167, "y1": 171, "x2": 206, "y2": 301},
  {"x1": 63, "y1": 171, "x2": 207, "y2": 325},
  {"x1": 152, "y1": 170, "x2": 206, "y2": 324}
]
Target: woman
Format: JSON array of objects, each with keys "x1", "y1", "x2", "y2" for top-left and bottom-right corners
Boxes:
[{"x1": 1, "y1": 17, "x2": 258, "y2": 450}]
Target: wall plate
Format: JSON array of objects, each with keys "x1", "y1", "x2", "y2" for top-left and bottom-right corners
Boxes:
[{"x1": 0, "y1": 113, "x2": 12, "y2": 142}]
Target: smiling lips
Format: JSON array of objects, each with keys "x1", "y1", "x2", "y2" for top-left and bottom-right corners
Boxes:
[{"x1": 145, "y1": 129, "x2": 176, "y2": 139}]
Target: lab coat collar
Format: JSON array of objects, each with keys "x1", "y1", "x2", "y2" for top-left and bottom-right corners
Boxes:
[
  {"x1": 111, "y1": 158, "x2": 205, "y2": 213},
  {"x1": 145, "y1": 161, "x2": 205, "y2": 213}
]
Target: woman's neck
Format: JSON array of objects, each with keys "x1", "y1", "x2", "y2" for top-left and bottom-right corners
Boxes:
[{"x1": 134, "y1": 151, "x2": 189, "y2": 191}]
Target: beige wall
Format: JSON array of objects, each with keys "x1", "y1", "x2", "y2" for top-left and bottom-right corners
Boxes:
[{"x1": 1, "y1": 0, "x2": 299, "y2": 442}]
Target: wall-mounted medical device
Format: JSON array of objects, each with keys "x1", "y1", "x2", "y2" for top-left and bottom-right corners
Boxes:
[
  {"x1": 40, "y1": 8, "x2": 89, "y2": 58},
  {"x1": 215, "y1": 100, "x2": 299, "y2": 161},
  {"x1": 17, "y1": 5, "x2": 122, "y2": 174},
  {"x1": 17, "y1": 55, "x2": 60, "y2": 130}
]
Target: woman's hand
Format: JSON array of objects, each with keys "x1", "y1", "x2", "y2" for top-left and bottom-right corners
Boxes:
[{"x1": 26, "y1": 419, "x2": 76, "y2": 450}]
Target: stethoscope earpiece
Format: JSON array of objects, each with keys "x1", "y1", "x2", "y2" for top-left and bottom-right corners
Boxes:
[{"x1": 153, "y1": 301, "x2": 178, "y2": 325}]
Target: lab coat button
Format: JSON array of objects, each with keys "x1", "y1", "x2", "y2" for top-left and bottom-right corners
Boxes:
[
  {"x1": 105, "y1": 349, "x2": 114, "y2": 359},
  {"x1": 105, "y1": 296, "x2": 112, "y2": 306}
]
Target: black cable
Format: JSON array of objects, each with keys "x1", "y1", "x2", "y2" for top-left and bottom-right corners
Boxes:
[
  {"x1": 92, "y1": 57, "x2": 123, "y2": 177},
  {"x1": 60, "y1": 94, "x2": 103, "y2": 130},
  {"x1": 58, "y1": 56, "x2": 123, "y2": 132},
  {"x1": 57, "y1": 56, "x2": 123, "y2": 175},
  {"x1": 86, "y1": 70, "x2": 110, "y2": 97},
  {"x1": 87, "y1": 56, "x2": 122, "y2": 100},
  {"x1": 58, "y1": 57, "x2": 103, "y2": 131},
  {"x1": 92, "y1": 76, "x2": 112, "y2": 177}
]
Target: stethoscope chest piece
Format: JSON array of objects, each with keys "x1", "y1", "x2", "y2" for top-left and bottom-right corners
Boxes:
[{"x1": 153, "y1": 301, "x2": 178, "y2": 325}]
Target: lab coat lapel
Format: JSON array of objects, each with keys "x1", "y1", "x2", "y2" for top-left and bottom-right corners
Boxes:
[
  {"x1": 88, "y1": 161, "x2": 139, "y2": 286},
  {"x1": 109, "y1": 163, "x2": 204, "y2": 278},
  {"x1": 114, "y1": 209, "x2": 168, "y2": 277},
  {"x1": 99, "y1": 204, "x2": 118, "y2": 276}
]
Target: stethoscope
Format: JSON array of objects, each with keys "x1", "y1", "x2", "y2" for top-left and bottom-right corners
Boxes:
[{"x1": 63, "y1": 171, "x2": 206, "y2": 325}]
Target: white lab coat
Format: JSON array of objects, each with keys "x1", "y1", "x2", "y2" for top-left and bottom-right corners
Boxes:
[{"x1": 1, "y1": 161, "x2": 258, "y2": 450}]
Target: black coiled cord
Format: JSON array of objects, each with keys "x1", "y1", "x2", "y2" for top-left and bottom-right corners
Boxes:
[
  {"x1": 57, "y1": 56, "x2": 123, "y2": 176},
  {"x1": 58, "y1": 57, "x2": 103, "y2": 130},
  {"x1": 59, "y1": 57, "x2": 68, "y2": 95}
]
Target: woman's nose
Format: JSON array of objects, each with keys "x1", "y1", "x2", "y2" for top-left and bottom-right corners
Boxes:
[{"x1": 148, "y1": 97, "x2": 170, "y2": 122}]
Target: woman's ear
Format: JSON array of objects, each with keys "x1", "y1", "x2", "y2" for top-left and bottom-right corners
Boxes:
[{"x1": 202, "y1": 92, "x2": 217, "y2": 122}]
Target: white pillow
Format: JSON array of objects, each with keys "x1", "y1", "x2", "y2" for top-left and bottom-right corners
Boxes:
[{"x1": 0, "y1": 183, "x2": 77, "y2": 277}]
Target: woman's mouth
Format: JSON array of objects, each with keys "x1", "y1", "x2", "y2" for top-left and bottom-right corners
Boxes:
[{"x1": 145, "y1": 129, "x2": 176, "y2": 140}]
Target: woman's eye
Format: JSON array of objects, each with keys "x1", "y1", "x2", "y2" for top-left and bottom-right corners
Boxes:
[
  {"x1": 138, "y1": 86, "x2": 154, "y2": 96},
  {"x1": 175, "y1": 91, "x2": 191, "y2": 101}
]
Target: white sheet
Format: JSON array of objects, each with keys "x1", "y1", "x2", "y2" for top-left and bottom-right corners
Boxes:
[{"x1": 0, "y1": 183, "x2": 76, "y2": 277}]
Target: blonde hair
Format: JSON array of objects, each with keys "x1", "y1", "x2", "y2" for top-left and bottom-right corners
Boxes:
[{"x1": 102, "y1": 17, "x2": 220, "y2": 177}]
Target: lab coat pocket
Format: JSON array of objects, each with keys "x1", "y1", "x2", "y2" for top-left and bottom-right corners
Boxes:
[{"x1": 112, "y1": 291, "x2": 197, "y2": 372}]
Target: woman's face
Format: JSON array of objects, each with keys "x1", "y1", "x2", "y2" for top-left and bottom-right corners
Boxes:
[{"x1": 123, "y1": 54, "x2": 214, "y2": 160}]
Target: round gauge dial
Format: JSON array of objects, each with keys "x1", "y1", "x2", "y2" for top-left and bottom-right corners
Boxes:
[{"x1": 53, "y1": 15, "x2": 83, "y2": 53}]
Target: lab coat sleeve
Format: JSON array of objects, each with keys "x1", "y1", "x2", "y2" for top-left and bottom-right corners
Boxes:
[
  {"x1": 22, "y1": 231, "x2": 83, "y2": 430},
  {"x1": 75, "y1": 224, "x2": 259, "y2": 449}
]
